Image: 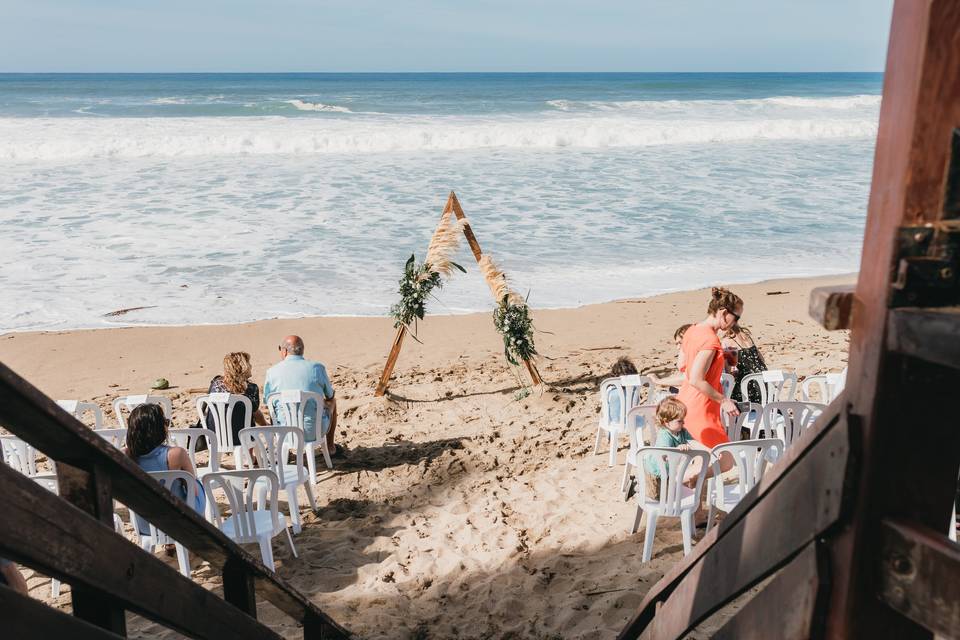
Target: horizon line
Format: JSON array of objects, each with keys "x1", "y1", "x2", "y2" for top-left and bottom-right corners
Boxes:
[{"x1": 0, "y1": 69, "x2": 885, "y2": 75}]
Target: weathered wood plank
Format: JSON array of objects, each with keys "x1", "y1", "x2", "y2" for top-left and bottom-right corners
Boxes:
[
  {"x1": 886, "y1": 306, "x2": 960, "y2": 369},
  {"x1": 223, "y1": 558, "x2": 257, "y2": 618},
  {"x1": 878, "y1": 519, "x2": 960, "y2": 638},
  {"x1": 809, "y1": 285, "x2": 855, "y2": 331},
  {"x1": 57, "y1": 463, "x2": 127, "y2": 634},
  {"x1": 821, "y1": 1, "x2": 960, "y2": 636},
  {"x1": 618, "y1": 399, "x2": 845, "y2": 638},
  {"x1": 0, "y1": 462, "x2": 282, "y2": 640},
  {"x1": 0, "y1": 583, "x2": 125, "y2": 640},
  {"x1": 712, "y1": 542, "x2": 829, "y2": 640},
  {"x1": 0, "y1": 360, "x2": 351, "y2": 639}
]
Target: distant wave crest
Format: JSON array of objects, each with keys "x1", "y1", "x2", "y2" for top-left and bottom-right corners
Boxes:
[
  {"x1": 0, "y1": 114, "x2": 878, "y2": 160},
  {"x1": 285, "y1": 99, "x2": 352, "y2": 113},
  {"x1": 545, "y1": 94, "x2": 882, "y2": 112}
]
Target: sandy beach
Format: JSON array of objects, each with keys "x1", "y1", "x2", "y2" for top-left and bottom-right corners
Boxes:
[{"x1": 1, "y1": 274, "x2": 853, "y2": 639}]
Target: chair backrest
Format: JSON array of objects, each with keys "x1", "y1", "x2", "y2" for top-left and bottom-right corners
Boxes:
[
  {"x1": 638, "y1": 447, "x2": 710, "y2": 516},
  {"x1": 801, "y1": 372, "x2": 846, "y2": 403},
  {"x1": 762, "y1": 402, "x2": 825, "y2": 450},
  {"x1": 739, "y1": 370, "x2": 798, "y2": 405},
  {"x1": 626, "y1": 405, "x2": 658, "y2": 449},
  {"x1": 710, "y1": 439, "x2": 784, "y2": 509},
  {"x1": 618, "y1": 375, "x2": 654, "y2": 408},
  {"x1": 202, "y1": 470, "x2": 280, "y2": 543},
  {"x1": 140, "y1": 470, "x2": 199, "y2": 544},
  {"x1": 2, "y1": 435, "x2": 41, "y2": 476},
  {"x1": 720, "y1": 373, "x2": 735, "y2": 399},
  {"x1": 721, "y1": 404, "x2": 762, "y2": 442},
  {"x1": 56, "y1": 400, "x2": 105, "y2": 429},
  {"x1": 167, "y1": 428, "x2": 219, "y2": 473},
  {"x1": 598, "y1": 378, "x2": 628, "y2": 429},
  {"x1": 196, "y1": 393, "x2": 253, "y2": 449},
  {"x1": 32, "y1": 474, "x2": 59, "y2": 494},
  {"x1": 266, "y1": 390, "x2": 324, "y2": 428},
  {"x1": 800, "y1": 376, "x2": 830, "y2": 403},
  {"x1": 94, "y1": 428, "x2": 128, "y2": 450},
  {"x1": 238, "y1": 427, "x2": 306, "y2": 486},
  {"x1": 113, "y1": 395, "x2": 173, "y2": 428}
]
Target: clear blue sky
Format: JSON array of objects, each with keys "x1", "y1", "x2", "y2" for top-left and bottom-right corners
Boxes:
[{"x1": 1, "y1": 0, "x2": 894, "y2": 72}]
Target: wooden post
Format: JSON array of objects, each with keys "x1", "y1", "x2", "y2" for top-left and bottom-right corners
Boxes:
[
  {"x1": 374, "y1": 325, "x2": 407, "y2": 397},
  {"x1": 375, "y1": 191, "x2": 543, "y2": 396},
  {"x1": 57, "y1": 463, "x2": 127, "y2": 635}
]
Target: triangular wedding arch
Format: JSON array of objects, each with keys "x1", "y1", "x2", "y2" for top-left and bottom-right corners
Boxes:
[{"x1": 375, "y1": 191, "x2": 543, "y2": 396}]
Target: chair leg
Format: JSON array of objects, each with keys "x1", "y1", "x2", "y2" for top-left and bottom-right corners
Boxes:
[
  {"x1": 284, "y1": 526, "x2": 298, "y2": 559},
  {"x1": 593, "y1": 427, "x2": 603, "y2": 455},
  {"x1": 306, "y1": 443, "x2": 319, "y2": 480},
  {"x1": 705, "y1": 499, "x2": 716, "y2": 535},
  {"x1": 175, "y1": 543, "x2": 190, "y2": 577},
  {"x1": 50, "y1": 578, "x2": 61, "y2": 599},
  {"x1": 642, "y1": 512, "x2": 659, "y2": 562},
  {"x1": 621, "y1": 460, "x2": 632, "y2": 493},
  {"x1": 680, "y1": 511, "x2": 693, "y2": 556},
  {"x1": 304, "y1": 480, "x2": 317, "y2": 512},
  {"x1": 608, "y1": 432, "x2": 617, "y2": 467},
  {"x1": 318, "y1": 440, "x2": 332, "y2": 470},
  {"x1": 258, "y1": 535, "x2": 275, "y2": 571},
  {"x1": 287, "y1": 487, "x2": 302, "y2": 535},
  {"x1": 631, "y1": 505, "x2": 643, "y2": 534}
]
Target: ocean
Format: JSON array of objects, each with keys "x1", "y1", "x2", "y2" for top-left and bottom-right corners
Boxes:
[{"x1": 0, "y1": 73, "x2": 881, "y2": 332}]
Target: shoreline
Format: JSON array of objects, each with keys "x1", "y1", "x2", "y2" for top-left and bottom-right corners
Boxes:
[
  {"x1": 1, "y1": 272, "x2": 853, "y2": 404},
  {"x1": 1, "y1": 271, "x2": 858, "y2": 338}
]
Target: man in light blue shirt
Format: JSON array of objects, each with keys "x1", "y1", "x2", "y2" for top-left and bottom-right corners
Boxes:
[{"x1": 263, "y1": 335, "x2": 341, "y2": 455}]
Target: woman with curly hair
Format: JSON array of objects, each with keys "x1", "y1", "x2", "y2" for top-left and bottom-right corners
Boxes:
[
  {"x1": 202, "y1": 351, "x2": 266, "y2": 443},
  {"x1": 126, "y1": 403, "x2": 206, "y2": 537}
]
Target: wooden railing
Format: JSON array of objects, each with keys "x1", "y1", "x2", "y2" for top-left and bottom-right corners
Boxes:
[{"x1": 0, "y1": 361, "x2": 351, "y2": 639}]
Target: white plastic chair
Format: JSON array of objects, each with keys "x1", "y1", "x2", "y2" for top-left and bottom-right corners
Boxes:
[
  {"x1": 593, "y1": 376, "x2": 652, "y2": 467},
  {"x1": 266, "y1": 390, "x2": 332, "y2": 481},
  {"x1": 239, "y1": 427, "x2": 317, "y2": 535},
  {"x1": 720, "y1": 373, "x2": 735, "y2": 399},
  {"x1": 167, "y1": 428, "x2": 220, "y2": 479},
  {"x1": 761, "y1": 402, "x2": 825, "y2": 450},
  {"x1": 202, "y1": 470, "x2": 297, "y2": 571},
  {"x1": 94, "y1": 428, "x2": 128, "y2": 450},
  {"x1": 739, "y1": 370, "x2": 798, "y2": 406},
  {"x1": 705, "y1": 439, "x2": 783, "y2": 534},
  {"x1": 801, "y1": 370, "x2": 847, "y2": 404},
  {"x1": 631, "y1": 447, "x2": 710, "y2": 561},
  {"x1": 721, "y1": 403, "x2": 762, "y2": 442},
  {"x1": 1, "y1": 435, "x2": 44, "y2": 476},
  {"x1": 113, "y1": 395, "x2": 173, "y2": 428},
  {"x1": 621, "y1": 406, "x2": 658, "y2": 493},
  {"x1": 196, "y1": 393, "x2": 253, "y2": 469},
  {"x1": 129, "y1": 470, "x2": 198, "y2": 577},
  {"x1": 56, "y1": 400, "x2": 105, "y2": 429}
]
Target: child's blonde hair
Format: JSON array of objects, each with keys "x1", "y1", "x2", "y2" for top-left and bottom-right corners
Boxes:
[{"x1": 656, "y1": 396, "x2": 687, "y2": 426}]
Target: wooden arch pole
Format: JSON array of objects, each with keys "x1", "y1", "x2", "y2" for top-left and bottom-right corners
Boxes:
[{"x1": 375, "y1": 192, "x2": 542, "y2": 397}]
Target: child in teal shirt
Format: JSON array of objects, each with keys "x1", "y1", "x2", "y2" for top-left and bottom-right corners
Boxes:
[{"x1": 643, "y1": 396, "x2": 694, "y2": 498}]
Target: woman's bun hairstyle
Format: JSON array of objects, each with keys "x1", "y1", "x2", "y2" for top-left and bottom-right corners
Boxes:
[{"x1": 707, "y1": 287, "x2": 743, "y2": 315}]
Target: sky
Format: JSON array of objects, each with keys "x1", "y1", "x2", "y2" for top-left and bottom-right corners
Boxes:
[{"x1": 0, "y1": 0, "x2": 894, "y2": 73}]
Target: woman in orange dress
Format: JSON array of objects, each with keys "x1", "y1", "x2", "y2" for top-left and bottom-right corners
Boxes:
[{"x1": 678, "y1": 287, "x2": 743, "y2": 451}]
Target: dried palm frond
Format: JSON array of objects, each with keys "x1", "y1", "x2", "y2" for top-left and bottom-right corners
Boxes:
[
  {"x1": 423, "y1": 210, "x2": 466, "y2": 279},
  {"x1": 479, "y1": 255, "x2": 523, "y2": 306}
]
